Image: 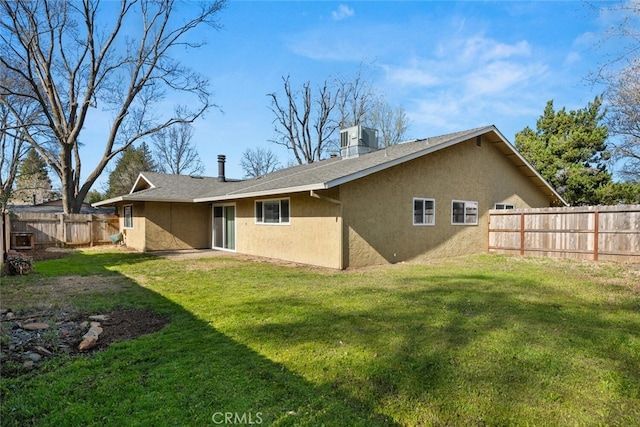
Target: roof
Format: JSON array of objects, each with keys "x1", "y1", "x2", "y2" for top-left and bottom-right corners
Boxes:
[
  {"x1": 10, "y1": 199, "x2": 116, "y2": 214},
  {"x1": 93, "y1": 125, "x2": 567, "y2": 207}
]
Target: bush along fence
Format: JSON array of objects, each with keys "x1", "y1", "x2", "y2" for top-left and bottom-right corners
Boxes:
[
  {"x1": 488, "y1": 205, "x2": 640, "y2": 262},
  {"x1": 8, "y1": 212, "x2": 119, "y2": 249}
]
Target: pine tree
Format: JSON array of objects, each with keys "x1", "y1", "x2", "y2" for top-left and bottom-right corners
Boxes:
[
  {"x1": 106, "y1": 143, "x2": 157, "y2": 198},
  {"x1": 11, "y1": 148, "x2": 56, "y2": 205},
  {"x1": 515, "y1": 97, "x2": 613, "y2": 206}
]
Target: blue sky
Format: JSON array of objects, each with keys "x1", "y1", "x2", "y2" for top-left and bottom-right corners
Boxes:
[{"x1": 87, "y1": 1, "x2": 621, "y2": 188}]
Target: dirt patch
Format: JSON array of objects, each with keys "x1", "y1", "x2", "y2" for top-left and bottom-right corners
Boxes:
[
  {"x1": 0, "y1": 275, "x2": 131, "y2": 310},
  {"x1": 0, "y1": 306, "x2": 170, "y2": 378}
]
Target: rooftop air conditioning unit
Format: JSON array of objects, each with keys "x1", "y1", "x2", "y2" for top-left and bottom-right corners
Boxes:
[{"x1": 339, "y1": 125, "x2": 379, "y2": 158}]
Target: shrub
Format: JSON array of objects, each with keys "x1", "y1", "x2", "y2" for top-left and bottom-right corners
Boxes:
[{"x1": 4, "y1": 252, "x2": 34, "y2": 275}]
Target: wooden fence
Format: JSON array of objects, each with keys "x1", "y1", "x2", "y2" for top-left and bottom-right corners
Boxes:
[
  {"x1": 9, "y1": 212, "x2": 119, "y2": 249},
  {"x1": 488, "y1": 205, "x2": 640, "y2": 262}
]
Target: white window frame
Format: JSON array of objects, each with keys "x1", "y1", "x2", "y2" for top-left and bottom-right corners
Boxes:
[
  {"x1": 451, "y1": 200, "x2": 478, "y2": 225},
  {"x1": 494, "y1": 203, "x2": 515, "y2": 210},
  {"x1": 413, "y1": 198, "x2": 435, "y2": 226},
  {"x1": 123, "y1": 205, "x2": 133, "y2": 229},
  {"x1": 255, "y1": 198, "x2": 290, "y2": 225}
]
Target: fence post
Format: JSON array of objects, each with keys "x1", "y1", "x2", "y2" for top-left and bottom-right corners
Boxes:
[
  {"x1": 520, "y1": 212, "x2": 525, "y2": 255},
  {"x1": 593, "y1": 209, "x2": 599, "y2": 261},
  {"x1": 90, "y1": 215, "x2": 95, "y2": 247}
]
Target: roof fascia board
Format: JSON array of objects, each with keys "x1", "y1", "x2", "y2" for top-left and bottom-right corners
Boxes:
[
  {"x1": 93, "y1": 196, "x2": 195, "y2": 206},
  {"x1": 130, "y1": 173, "x2": 156, "y2": 194},
  {"x1": 194, "y1": 183, "x2": 327, "y2": 203},
  {"x1": 92, "y1": 196, "x2": 124, "y2": 207}
]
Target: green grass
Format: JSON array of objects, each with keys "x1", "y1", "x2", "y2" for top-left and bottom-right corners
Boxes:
[{"x1": 1, "y1": 251, "x2": 639, "y2": 426}]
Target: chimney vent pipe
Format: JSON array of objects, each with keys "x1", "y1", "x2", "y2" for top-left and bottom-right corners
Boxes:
[{"x1": 217, "y1": 155, "x2": 226, "y2": 182}]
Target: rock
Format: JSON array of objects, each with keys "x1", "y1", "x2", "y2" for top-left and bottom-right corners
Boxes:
[
  {"x1": 23, "y1": 360, "x2": 34, "y2": 370},
  {"x1": 83, "y1": 323, "x2": 103, "y2": 340},
  {"x1": 34, "y1": 346, "x2": 52, "y2": 356},
  {"x1": 22, "y1": 322, "x2": 50, "y2": 330},
  {"x1": 27, "y1": 352, "x2": 42, "y2": 362},
  {"x1": 5, "y1": 312, "x2": 15, "y2": 320},
  {"x1": 78, "y1": 336, "x2": 97, "y2": 351},
  {"x1": 88, "y1": 315, "x2": 108, "y2": 321}
]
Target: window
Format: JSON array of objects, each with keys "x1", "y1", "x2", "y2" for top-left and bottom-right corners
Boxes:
[
  {"x1": 452, "y1": 200, "x2": 478, "y2": 225},
  {"x1": 413, "y1": 198, "x2": 435, "y2": 225},
  {"x1": 495, "y1": 203, "x2": 515, "y2": 210},
  {"x1": 255, "y1": 199, "x2": 290, "y2": 224},
  {"x1": 123, "y1": 205, "x2": 133, "y2": 229}
]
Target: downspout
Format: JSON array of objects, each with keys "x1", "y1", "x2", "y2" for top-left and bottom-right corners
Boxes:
[{"x1": 310, "y1": 190, "x2": 344, "y2": 270}]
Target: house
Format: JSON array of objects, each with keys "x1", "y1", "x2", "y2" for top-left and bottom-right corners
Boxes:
[{"x1": 93, "y1": 125, "x2": 566, "y2": 269}]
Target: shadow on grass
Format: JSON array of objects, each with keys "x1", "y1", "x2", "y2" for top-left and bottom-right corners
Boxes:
[
  {"x1": 0, "y1": 254, "x2": 399, "y2": 426},
  {"x1": 235, "y1": 272, "x2": 640, "y2": 424}
]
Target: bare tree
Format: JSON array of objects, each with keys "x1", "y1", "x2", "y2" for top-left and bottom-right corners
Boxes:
[
  {"x1": 365, "y1": 99, "x2": 410, "y2": 147},
  {"x1": 240, "y1": 147, "x2": 280, "y2": 178},
  {"x1": 0, "y1": 102, "x2": 29, "y2": 210},
  {"x1": 588, "y1": 1, "x2": 640, "y2": 181},
  {"x1": 152, "y1": 122, "x2": 205, "y2": 175},
  {"x1": 606, "y1": 59, "x2": 640, "y2": 181},
  {"x1": 335, "y1": 65, "x2": 376, "y2": 128},
  {"x1": 268, "y1": 65, "x2": 410, "y2": 163},
  {"x1": 0, "y1": 70, "x2": 42, "y2": 210},
  {"x1": 0, "y1": 0, "x2": 226, "y2": 213},
  {"x1": 268, "y1": 76, "x2": 337, "y2": 164}
]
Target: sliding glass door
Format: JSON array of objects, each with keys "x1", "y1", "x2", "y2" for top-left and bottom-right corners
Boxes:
[{"x1": 213, "y1": 205, "x2": 235, "y2": 250}]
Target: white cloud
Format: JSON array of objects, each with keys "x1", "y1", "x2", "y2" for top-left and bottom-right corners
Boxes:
[
  {"x1": 332, "y1": 5, "x2": 354, "y2": 21},
  {"x1": 465, "y1": 61, "x2": 549, "y2": 96},
  {"x1": 564, "y1": 51, "x2": 581, "y2": 66},
  {"x1": 386, "y1": 65, "x2": 440, "y2": 87}
]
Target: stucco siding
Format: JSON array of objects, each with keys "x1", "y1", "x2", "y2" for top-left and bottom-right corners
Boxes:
[
  {"x1": 144, "y1": 202, "x2": 211, "y2": 251},
  {"x1": 121, "y1": 202, "x2": 146, "y2": 251},
  {"x1": 341, "y1": 136, "x2": 551, "y2": 267},
  {"x1": 234, "y1": 191, "x2": 342, "y2": 269}
]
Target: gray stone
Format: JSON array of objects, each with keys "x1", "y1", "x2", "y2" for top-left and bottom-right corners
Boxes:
[
  {"x1": 88, "y1": 315, "x2": 108, "y2": 321},
  {"x1": 27, "y1": 352, "x2": 42, "y2": 362}
]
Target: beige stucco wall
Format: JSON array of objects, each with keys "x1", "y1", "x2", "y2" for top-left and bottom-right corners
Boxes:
[
  {"x1": 120, "y1": 202, "x2": 146, "y2": 251},
  {"x1": 340, "y1": 136, "x2": 551, "y2": 268},
  {"x1": 233, "y1": 190, "x2": 343, "y2": 269},
  {"x1": 118, "y1": 201, "x2": 210, "y2": 252},
  {"x1": 144, "y1": 202, "x2": 211, "y2": 251}
]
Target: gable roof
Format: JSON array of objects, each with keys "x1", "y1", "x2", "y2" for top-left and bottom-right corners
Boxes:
[{"x1": 93, "y1": 125, "x2": 567, "y2": 207}]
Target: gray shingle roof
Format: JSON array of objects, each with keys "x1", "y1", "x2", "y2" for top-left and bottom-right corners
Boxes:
[{"x1": 93, "y1": 126, "x2": 567, "y2": 207}]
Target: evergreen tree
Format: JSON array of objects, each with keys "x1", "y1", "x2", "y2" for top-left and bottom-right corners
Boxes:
[
  {"x1": 11, "y1": 148, "x2": 56, "y2": 204},
  {"x1": 106, "y1": 143, "x2": 157, "y2": 198},
  {"x1": 85, "y1": 189, "x2": 106, "y2": 205},
  {"x1": 515, "y1": 97, "x2": 613, "y2": 206}
]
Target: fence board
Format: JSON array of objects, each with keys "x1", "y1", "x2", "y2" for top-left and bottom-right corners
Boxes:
[
  {"x1": 9, "y1": 213, "x2": 119, "y2": 248},
  {"x1": 488, "y1": 205, "x2": 640, "y2": 262}
]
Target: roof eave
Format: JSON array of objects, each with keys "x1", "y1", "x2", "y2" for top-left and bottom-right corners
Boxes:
[
  {"x1": 194, "y1": 183, "x2": 328, "y2": 202},
  {"x1": 326, "y1": 126, "x2": 497, "y2": 188},
  {"x1": 488, "y1": 127, "x2": 568, "y2": 206},
  {"x1": 92, "y1": 196, "x2": 124, "y2": 207}
]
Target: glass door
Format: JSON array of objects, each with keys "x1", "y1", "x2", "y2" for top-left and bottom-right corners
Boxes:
[{"x1": 213, "y1": 204, "x2": 235, "y2": 250}]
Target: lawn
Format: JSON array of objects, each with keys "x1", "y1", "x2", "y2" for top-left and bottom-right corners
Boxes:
[{"x1": 1, "y1": 250, "x2": 639, "y2": 426}]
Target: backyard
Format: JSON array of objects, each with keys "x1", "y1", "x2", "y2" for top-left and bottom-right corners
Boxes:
[{"x1": 1, "y1": 249, "x2": 639, "y2": 426}]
